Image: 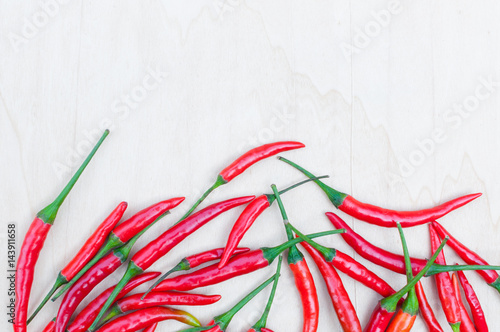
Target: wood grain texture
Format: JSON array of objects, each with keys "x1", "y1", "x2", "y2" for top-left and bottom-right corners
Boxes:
[{"x1": 1, "y1": 1, "x2": 499, "y2": 331}]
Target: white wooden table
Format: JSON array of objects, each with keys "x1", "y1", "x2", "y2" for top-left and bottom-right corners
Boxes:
[{"x1": 1, "y1": 1, "x2": 500, "y2": 331}]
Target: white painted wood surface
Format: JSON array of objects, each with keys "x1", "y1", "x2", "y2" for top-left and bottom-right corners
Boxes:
[{"x1": 1, "y1": 1, "x2": 500, "y2": 331}]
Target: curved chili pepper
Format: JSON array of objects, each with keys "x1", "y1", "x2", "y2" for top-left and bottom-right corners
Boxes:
[
  {"x1": 433, "y1": 221, "x2": 500, "y2": 293},
  {"x1": 67, "y1": 272, "x2": 160, "y2": 332},
  {"x1": 52, "y1": 197, "x2": 184, "y2": 300},
  {"x1": 103, "y1": 292, "x2": 221, "y2": 323},
  {"x1": 364, "y1": 226, "x2": 448, "y2": 332},
  {"x1": 218, "y1": 176, "x2": 327, "y2": 268},
  {"x1": 13, "y1": 130, "x2": 109, "y2": 332},
  {"x1": 429, "y1": 224, "x2": 461, "y2": 332},
  {"x1": 55, "y1": 218, "x2": 157, "y2": 332},
  {"x1": 95, "y1": 307, "x2": 201, "y2": 332},
  {"x1": 28, "y1": 201, "x2": 128, "y2": 324},
  {"x1": 179, "y1": 141, "x2": 305, "y2": 221},
  {"x1": 153, "y1": 230, "x2": 343, "y2": 292},
  {"x1": 279, "y1": 157, "x2": 481, "y2": 228},
  {"x1": 87, "y1": 196, "x2": 254, "y2": 331},
  {"x1": 144, "y1": 247, "x2": 250, "y2": 298},
  {"x1": 271, "y1": 184, "x2": 319, "y2": 332},
  {"x1": 301, "y1": 241, "x2": 361, "y2": 332},
  {"x1": 415, "y1": 281, "x2": 444, "y2": 332},
  {"x1": 181, "y1": 267, "x2": 280, "y2": 332},
  {"x1": 249, "y1": 257, "x2": 282, "y2": 332},
  {"x1": 457, "y1": 270, "x2": 488, "y2": 332},
  {"x1": 451, "y1": 273, "x2": 476, "y2": 332},
  {"x1": 386, "y1": 223, "x2": 419, "y2": 332}
]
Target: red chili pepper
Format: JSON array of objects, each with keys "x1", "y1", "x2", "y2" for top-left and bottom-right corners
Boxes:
[
  {"x1": 55, "y1": 218, "x2": 156, "y2": 332},
  {"x1": 415, "y1": 281, "x2": 444, "y2": 332},
  {"x1": 249, "y1": 257, "x2": 282, "y2": 332},
  {"x1": 143, "y1": 323, "x2": 158, "y2": 332},
  {"x1": 433, "y1": 221, "x2": 500, "y2": 293},
  {"x1": 14, "y1": 130, "x2": 109, "y2": 332},
  {"x1": 364, "y1": 225, "x2": 448, "y2": 332},
  {"x1": 42, "y1": 319, "x2": 55, "y2": 332},
  {"x1": 451, "y1": 273, "x2": 476, "y2": 332},
  {"x1": 181, "y1": 268, "x2": 279, "y2": 332},
  {"x1": 153, "y1": 230, "x2": 343, "y2": 292},
  {"x1": 28, "y1": 201, "x2": 128, "y2": 324},
  {"x1": 429, "y1": 224, "x2": 461, "y2": 332},
  {"x1": 279, "y1": 157, "x2": 481, "y2": 228},
  {"x1": 386, "y1": 224, "x2": 420, "y2": 332},
  {"x1": 52, "y1": 197, "x2": 184, "y2": 300},
  {"x1": 67, "y1": 272, "x2": 160, "y2": 332},
  {"x1": 301, "y1": 241, "x2": 361, "y2": 332},
  {"x1": 179, "y1": 141, "x2": 305, "y2": 221},
  {"x1": 102, "y1": 292, "x2": 222, "y2": 323},
  {"x1": 88, "y1": 196, "x2": 254, "y2": 331},
  {"x1": 218, "y1": 176, "x2": 327, "y2": 269},
  {"x1": 456, "y1": 270, "x2": 488, "y2": 332},
  {"x1": 94, "y1": 307, "x2": 201, "y2": 332},
  {"x1": 145, "y1": 247, "x2": 250, "y2": 298}
]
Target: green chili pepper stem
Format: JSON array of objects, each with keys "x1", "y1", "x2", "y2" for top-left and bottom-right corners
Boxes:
[
  {"x1": 451, "y1": 323, "x2": 461, "y2": 332},
  {"x1": 27, "y1": 273, "x2": 67, "y2": 324},
  {"x1": 51, "y1": 233, "x2": 124, "y2": 301},
  {"x1": 426, "y1": 264, "x2": 500, "y2": 276},
  {"x1": 141, "y1": 258, "x2": 190, "y2": 300},
  {"x1": 37, "y1": 130, "x2": 109, "y2": 225},
  {"x1": 214, "y1": 273, "x2": 277, "y2": 330},
  {"x1": 276, "y1": 175, "x2": 329, "y2": 196},
  {"x1": 489, "y1": 277, "x2": 500, "y2": 293},
  {"x1": 278, "y1": 156, "x2": 347, "y2": 207},
  {"x1": 177, "y1": 175, "x2": 227, "y2": 223},
  {"x1": 262, "y1": 229, "x2": 345, "y2": 263},
  {"x1": 287, "y1": 223, "x2": 336, "y2": 261},
  {"x1": 253, "y1": 256, "x2": 283, "y2": 330},
  {"x1": 270, "y1": 184, "x2": 304, "y2": 264},
  {"x1": 381, "y1": 236, "x2": 449, "y2": 312},
  {"x1": 87, "y1": 216, "x2": 162, "y2": 332},
  {"x1": 101, "y1": 304, "x2": 123, "y2": 324},
  {"x1": 397, "y1": 223, "x2": 419, "y2": 316}
]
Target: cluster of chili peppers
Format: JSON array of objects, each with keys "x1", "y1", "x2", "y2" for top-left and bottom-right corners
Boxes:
[{"x1": 14, "y1": 132, "x2": 500, "y2": 332}]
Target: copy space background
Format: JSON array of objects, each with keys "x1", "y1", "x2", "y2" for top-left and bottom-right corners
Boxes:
[{"x1": 1, "y1": 1, "x2": 500, "y2": 331}]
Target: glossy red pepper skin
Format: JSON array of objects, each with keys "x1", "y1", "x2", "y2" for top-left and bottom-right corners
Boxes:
[
  {"x1": 188, "y1": 247, "x2": 250, "y2": 268},
  {"x1": 155, "y1": 249, "x2": 270, "y2": 291},
  {"x1": 111, "y1": 292, "x2": 221, "y2": 315},
  {"x1": 363, "y1": 303, "x2": 394, "y2": 332},
  {"x1": 42, "y1": 319, "x2": 55, "y2": 332},
  {"x1": 385, "y1": 310, "x2": 417, "y2": 332},
  {"x1": 94, "y1": 307, "x2": 201, "y2": 332},
  {"x1": 55, "y1": 248, "x2": 129, "y2": 332},
  {"x1": 301, "y1": 242, "x2": 361, "y2": 332},
  {"x1": 143, "y1": 323, "x2": 158, "y2": 332},
  {"x1": 327, "y1": 212, "x2": 427, "y2": 274},
  {"x1": 14, "y1": 131, "x2": 109, "y2": 332},
  {"x1": 279, "y1": 157, "x2": 481, "y2": 228},
  {"x1": 249, "y1": 328, "x2": 274, "y2": 332},
  {"x1": 457, "y1": 270, "x2": 488, "y2": 332},
  {"x1": 219, "y1": 195, "x2": 271, "y2": 268},
  {"x1": 429, "y1": 224, "x2": 461, "y2": 332},
  {"x1": 133, "y1": 196, "x2": 255, "y2": 271},
  {"x1": 63, "y1": 202, "x2": 128, "y2": 278},
  {"x1": 289, "y1": 258, "x2": 319, "y2": 332},
  {"x1": 112, "y1": 198, "x2": 185, "y2": 243},
  {"x1": 433, "y1": 221, "x2": 500, "y2": 292},
  {"x1": 220, "y1": 141, "x2": 305, "y2": 182},
  {"x1": 67, "y1": 272, "x2": 160, "y2": 332},
  {"x1": 415, "y1": 281, "x2": 444, "y2": 332},
  {"x1": 14, "y1": 219, "x2": 51, "y2": 332},
  {"x1": 451, "y1": 273, "x2": 476, "y2": 332}
]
